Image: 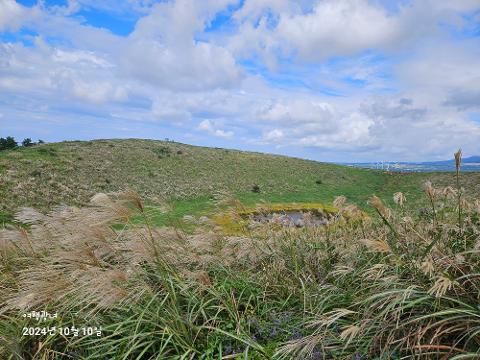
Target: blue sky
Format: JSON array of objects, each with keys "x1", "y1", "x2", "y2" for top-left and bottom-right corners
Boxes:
[{"x1": 0, "y1": 0, "x2": 479, "y2": 162}]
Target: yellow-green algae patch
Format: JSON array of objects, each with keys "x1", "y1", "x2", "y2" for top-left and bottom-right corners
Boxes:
[
  {"x1": 212, "y1": 202, "x2": 338, "y2": 235},
  {"x1": 237, "y1": 202, "x2": 337, "y2": 215}
]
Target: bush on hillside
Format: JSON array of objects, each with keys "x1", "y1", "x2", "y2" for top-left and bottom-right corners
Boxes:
[
  {"x1": 0, "y1": 136, "x2": 44, "y2": 151},
  {"x1": 21, "y1": 138, "x2": 34, "y2": 147},
  {"x1": 0, "y1": 136, "x2": 17, "y2": 150},
  {"x1": 251, "y1": 184, "x2": 261, "y2": 193},
  {"x1": 153, "y1": 146, "x2": 171, "y2": 158}
]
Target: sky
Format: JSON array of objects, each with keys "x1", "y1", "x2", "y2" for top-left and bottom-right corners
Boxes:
[{"x1": 0, "y1": 0, "x2": 479, "y2": 162}]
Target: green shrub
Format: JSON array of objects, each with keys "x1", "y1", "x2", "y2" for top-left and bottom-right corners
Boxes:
[
  {"x1": 22, "y1": 138, "x2": 34, "y2": 147},
  {"x1": 251, "y1": 184, "x2": 261, "y2": 193},
  {"x1": 0, "y1": 136, "x2": 17, "y2": 151},
  {"x1": 153, "y1": 146, "x2": 171, "y2": 158}
]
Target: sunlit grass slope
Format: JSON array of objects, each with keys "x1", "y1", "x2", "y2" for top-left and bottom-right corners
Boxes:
[{"x1": 1, "y1": 139, "x2": 479, "y2": 224}]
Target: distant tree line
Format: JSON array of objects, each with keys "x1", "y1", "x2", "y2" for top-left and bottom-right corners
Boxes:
[{"x1": 0, "y1": 136, "x2": 45, "y2": 151}]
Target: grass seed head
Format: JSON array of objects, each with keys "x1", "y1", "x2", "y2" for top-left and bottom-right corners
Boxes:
[
  {"x1": 454, "y1": 148, "x2": 462, "y2": 175},
  {"x1": 361, "y1": 239, "x2": 392, "y2": 253},
  {"x1": 393, "y1": 192, "x2": 406, "y2": 206},
  {"x1": 369, "y1": 195, "x2": 391, "y2": 219},
  {"x1": 442, "y1": 186, "x2": 457, "y2": 199},
  {"x1": 340, "y1": 325, "x2": 361, "y2": 345},
  {"x1": 419, "y1": 259, "x2": 435, "y2": 277},
  {"x1": 333, "y1": 195, "x2": 347, "y2": 208},
  {"x1": 423, "y1": 181, "x2": 437, "y2": 202},
  {"x1": 428, "y1": 276, "x2": 458, "y2": 298}
]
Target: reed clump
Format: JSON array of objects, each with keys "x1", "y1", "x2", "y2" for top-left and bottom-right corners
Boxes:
[{"x1": 1, "y1": 173, "x2": 480, "y2": 359}]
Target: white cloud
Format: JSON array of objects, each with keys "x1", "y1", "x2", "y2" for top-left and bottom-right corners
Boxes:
[
  {"x1": 276, "y1": 0, "x2": 401, "y2": 61},
  {"x1": 0, "y1": 40, "x2": 127, "y2": 105},
  {"x1": 0, "y1": 0, "x2": 26, "y2": 32},
  {"x1": 48, "y1": 0, "x2": 81, "y2": 16},
  {"x1": 229, "y1": 0, "x2": 480, "y2": 65},
  {"x1": 152, "y1": 98, "x2": 192, "y2": 123},
  {"x1": 52, "y1": 49, "x2": 112, "y2": 67},
  {"x1": 119, "y1": 0, "x2": 242, "y2": 91},
  {"x1": 258, "y1": 100, "x2": 336, "y2": 129},
  {"x1": 121, "y1": 39, "x2": 241, "y2": 91},
  {"x1": 254, "y1": 98, "x2": 374, "y2": 150},
  {"x1": 395, "y1": 39, "x2": 480, "y2": 104},
  {"x1": 354, "y1": 95, "x2": 480, "y2": 159},
  {"x1": 263, "y1": 128, "x2": 284, "y2": 142},
  {"x1": 70, "y1": 79, "x2": 127, "y2": 104},
  {"x1": 198, "y1": 119, "x2": 234, "y2": 138},
  {"x1": 229, "y1": 0, "x2": 408, "y2": 64}
]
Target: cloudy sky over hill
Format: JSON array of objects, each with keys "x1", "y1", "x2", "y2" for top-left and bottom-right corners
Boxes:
[{"x1": 0, "y1": 0, "x2": 479, "y2": 161}]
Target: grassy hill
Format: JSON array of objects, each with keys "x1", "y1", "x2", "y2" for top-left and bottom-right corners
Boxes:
[
  {"x1": 1, "y1": 139, "x2": 479, "y2": 223},
  {"x1": 3, "y1": 139, "x2": 480, "y2": 359}
]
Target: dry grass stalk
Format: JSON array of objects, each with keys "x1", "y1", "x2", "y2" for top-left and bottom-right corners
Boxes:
[
  {"x1": 428, "y1": 276, "x2": 459, "y2": 298},
  {"x1": 369, "y1": 196, "x2": 391, "y2": 219},
  {"x1": 393, "y1": 192, "x2": 406, "y2": 206},
  {"x1": 361, "y1": 239, "x2": 392, "y2": 254},
  {"x1": 423, "y1": 181, "x2": 436, "y2": 202},
  {"x1": 333, "y1": 195, "x2": 347, "y2": 208},
  {"x1": 454, "y1": 149, "x2": 462, "y2": 179}
]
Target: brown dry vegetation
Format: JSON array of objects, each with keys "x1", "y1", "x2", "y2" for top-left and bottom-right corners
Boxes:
[{"x1": 1, "y1": 169, "x2": 480, "y2": 358}]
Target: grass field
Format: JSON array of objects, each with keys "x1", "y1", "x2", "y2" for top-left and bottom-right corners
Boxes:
[
  {"x1": 1, "y1": 140, "x2": 480, "y2": 359},
  {"x1": 1, "y1": 139, "x2": 479, "y2": 226}
]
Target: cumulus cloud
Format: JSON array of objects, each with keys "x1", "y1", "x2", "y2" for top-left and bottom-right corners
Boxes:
[
  {"x1": 254, "y1": 98, "x2": 374, "y2": 150},
  {"x1": 0, "y1": 0, "x2": 26, "y2": 31},
  {"x1": 362, "y1": 98, "x2": 427, "y2": 122},
  {"x1": 151, "y1": 98, "x2": 192, "y2": 123},
  {"x1": 354, "y1": 95, "x2": 480, "y2": 159},
  {"x1": 263, "y1": 128, "x2": 284, "y2": 142},
  {"x1": 258, "y1": 100, "x2": 336, "y2": 129},
  {"x1": 121, "y1": 39, "x2": 241, "y2": 91},
  {"x1": 276, "y1": 0, "x2": 402, "y2": 61},
  {"x1": 229, "y1": 0, "x2": 480, "y2": 65},
  {"x1": 297, "y1": 112, "x2": 374, "y2": 150},
  {"x1": 0, "y1": 40, "x2": 127, "y2": 105},
  {"x1": 120, "y1": 0, "x2": 242, "y2": 91},
  {"x1": 198, "y1": 119, "x2": 234, "y2": 138}
]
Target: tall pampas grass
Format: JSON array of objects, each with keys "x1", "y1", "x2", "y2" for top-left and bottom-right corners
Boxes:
[
  {"x1": 2, "y1": 171, "x2": 480, "y2": 359},
  {"x1": 454, "y1": 149, "x2": 463, "y2": 236}
]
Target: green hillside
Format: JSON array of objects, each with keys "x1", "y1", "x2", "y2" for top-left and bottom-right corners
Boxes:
[
  {"x1": 3, "y1": 139, "x2": 480, "y2": 359},
  {"x1": 1, "y1": 139, "x2": 479, "y2": 223}
]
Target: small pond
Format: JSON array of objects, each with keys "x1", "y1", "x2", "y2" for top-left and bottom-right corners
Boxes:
[{"x1": 246, "y1": 211, "x2": 334, "y2": 228}]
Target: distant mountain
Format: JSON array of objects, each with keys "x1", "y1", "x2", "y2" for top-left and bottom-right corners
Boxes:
[
  {"x1": 424, "y1": 156, "x2": 480, "y2": 165},
  {"x1": 345, "y1": 155, "x2": 480, "y2": 172}
]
